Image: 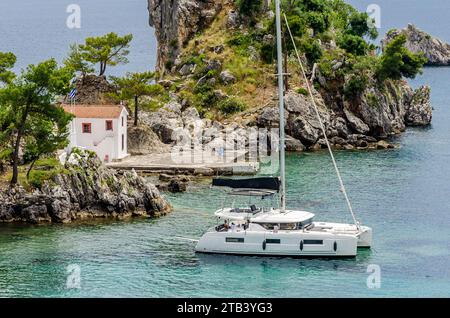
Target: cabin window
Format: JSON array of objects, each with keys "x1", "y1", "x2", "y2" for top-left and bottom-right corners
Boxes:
[
  {"x1": 106, "y1": 120, "x2": 113, "y2": 131},
  {"x1": 121, "y1": 134, "x2": 124, "y2": 151},
  {"x1": 258, "y1": 223, "x2": 278, "y2": 230},
  {"x1": 298, "y1": 218, "x2": 313, "y2": 228},
  {"x1": 226, "y1": 237, "x2": 244, "y2": 243},
  {"x1": 266, "y1": 239, "x2": 281, "y2": 244},
  {"x1": 121, "y1": 116, "x2": 124, "y2": 127},
  {"x1": 304, "y1": 240, "x2": 323, "y2": 245},
  {"x1": 279, "y1": 223, "x2": 297, "y2": 230},
  {"x1": 82, "y1": 123, "x2": 91, "y2": 133}
]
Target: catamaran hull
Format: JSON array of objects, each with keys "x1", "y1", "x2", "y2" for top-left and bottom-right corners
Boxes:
[
  {"x1": 357, "y1": 226, "x2": 372, "y2": 248},
  {"x1": 311, "y1": 222, "x2": 372, "y2": 248},
  {"x1": 195, "y1": 231, "x2": 358, "y2": 257}
]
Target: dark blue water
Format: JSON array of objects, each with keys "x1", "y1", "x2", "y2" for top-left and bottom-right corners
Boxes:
[
  {"x1": 0, "y1": 1, "x2": 449, "y2": 297},
  {"x1": 347, "y1": 0, "x2": 450, "y2": 43},
  {"x1": 0, "y1": 0, "x2": 156, "y2": 75}
]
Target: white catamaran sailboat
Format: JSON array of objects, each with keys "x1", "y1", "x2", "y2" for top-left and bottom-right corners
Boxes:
[{"x1": 195, "y1": 0, "x2": 372, "y2": 257}]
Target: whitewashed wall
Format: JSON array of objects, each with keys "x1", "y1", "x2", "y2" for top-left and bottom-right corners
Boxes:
[{"x1": 67, "y1": 108, "x2": 128, "y2": 162}]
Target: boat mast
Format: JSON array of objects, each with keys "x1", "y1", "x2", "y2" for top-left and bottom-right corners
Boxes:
[{"x1": 275, "y1": 0, "x2": 286, "y2": 212}]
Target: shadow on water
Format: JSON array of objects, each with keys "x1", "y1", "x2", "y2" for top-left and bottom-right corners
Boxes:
[{"x1": 195, "y1": 249, "x2": 373, "y2": 271}]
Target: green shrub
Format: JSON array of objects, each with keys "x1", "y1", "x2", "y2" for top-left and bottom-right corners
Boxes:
[
  {"x1": 319, "y1": 30, "x2": 334, "y2": 43},
  {"x1": 33, "y1": 157, "x2": 60, "y2": 170},
  {"x1": 296, "y1": 87, "x2": 309, "y2": 96},
  {"x1": 306, "y1": 11, "x2": 329, "y2": 35},
  {"x1": 338, "y1": 33, "x2": 369, "y2": 56},
  {"x1": 366, "y1": 92, "x2": 381, "y2": 108},
  {"x1": 192, "y1": 83, "x2": 219, "y2": 111},
  {"x1": 338, "y1": 34, "x2": 369, "y2": 55},
  {"x1": 169, "y1": 39, "x2": 178, "y2": 49},
  {"x1": 300, "y1": 39, "x2": 323, "y2": 65},
  {"x1": 165, "y1": 60, "x2": 174, "y2": 71},
  {"x1": 226, "y1": 57, "x2": 257, "y2": 80},
  {"x1": 260, "y1": 42, "x2": 275, "y2": 64},
  {"x1": 344, "y1": 74, "x2": 368, "y2": 99},
  {"x1": 28, "y1": 170, "x2": 55, "y2": 189},
  {"x1": 218, "y1": 97, "x2": 246, "y2": 115},
  {"x1": 347, "y1": 11, "x2": 378, "y2": 39},
  {"x1": 227, "y1": 33, "x2": 253, "y2": 47},
  {"x1": 285, "y1": 14, "x2": 307, "y2": 38},
  {"x1": 180, "y1": 53, "x2": 206, "y2": 67},
  {"x1": 386, "y1": 29, "x2": 397, "y2": 37},
  {"x1": 235, "y1": 0, "x2": 263, "y2": 24},
  {"x1": 27, "y1": 158, "x2": 68, "y2": 189},
  {"x1": 71, "y1": 147, "x2": 96, "y2": 159},
  {"x1": 318, "y1": 50, "x2": 340, "y2": 78},
  {"x1": 194, "y1": 64, "x2": 220, "y2": 80}
]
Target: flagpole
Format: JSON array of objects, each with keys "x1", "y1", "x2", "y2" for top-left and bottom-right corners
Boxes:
[{"x1": 69, "y1": 88, "x2": 77, "y2": 151}]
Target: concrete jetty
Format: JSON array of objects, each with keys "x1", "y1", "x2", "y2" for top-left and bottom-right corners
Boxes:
[{"x1": 106, "y1": 152, "x2": 260, "y2": 176}]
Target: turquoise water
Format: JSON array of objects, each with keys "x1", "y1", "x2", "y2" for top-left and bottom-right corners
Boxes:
[
  {"x1": 1, "y1": 1, "x2": 450, "y2": 297},
  {"x1": 1, "y1": 80, "x2": 450, "y2": 296}
]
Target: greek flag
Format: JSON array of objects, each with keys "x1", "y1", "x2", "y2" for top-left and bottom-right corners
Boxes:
[{"x1": 68, "y1": 89, "x2": 77, "y2": 100}]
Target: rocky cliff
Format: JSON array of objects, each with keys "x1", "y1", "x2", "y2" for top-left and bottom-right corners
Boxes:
[
  {"x1": 62, "y1": 74, "x2": 116, "y2": 105},
  {"x1": 0, "y1": 149, "x2": 171, "y2": 223},
  {"x1": 146, "y1": 1, "x2": 433, "y2": 152},
  {"x1": 382, "y1": 24, "x2": 450, "y2": 66},
  {"x1": 148, "y1": 0, "x2": 223, "y2": 73}
]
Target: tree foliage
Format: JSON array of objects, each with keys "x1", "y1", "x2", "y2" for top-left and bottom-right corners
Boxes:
[
  {"x1": 337, "y1": 33, "x2": 370, "y2": 56},
  {"x1": 110, "y1": 71, "x2": 163, "y2": 126},
  {"x1": 236, "y1": 0, "x2": 264, "y2": 24},
  {"x1": 77, "y1": 32, "x2": 133, "y2": 76},
  {"x1": 0, "y1": 59, "x2": 73, "y2": 185},
  {"x1": 218, "y1": 97, "x2": 247, "y2": 115},
  {"x1": 23, "y1": 114, "x2": 72, "y2": 178},
  {"x1": 63, "y1": 43, "x2": 95, "y2": 78},
  {"x1": 347, "y1": 11, "x2": 378, "y2": 39},
  {"x1": 0, "y1": 52, "x2": 16, "y2": 85},
  {"x1": 377, "y1": 35, "x2": 427, "y2": 81}
]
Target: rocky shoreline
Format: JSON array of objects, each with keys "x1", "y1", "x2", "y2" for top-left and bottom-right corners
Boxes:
[
  {"x1": 131, "y1": 80, "x2": 431, "y2": 155},
  {"x1": 0, "y1": 150, "x2": 171, "y2": 224},
  {"x1": 142, "y1": 1, "x2": 433, "y2": 157}
]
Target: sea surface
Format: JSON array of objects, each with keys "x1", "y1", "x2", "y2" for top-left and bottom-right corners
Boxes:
[
  {"x1": 1, "y1": 1, "x2": 450, "y2": 297},
  {"x1": 0, "y1": 0, "x2": 156, "y2": 75}
]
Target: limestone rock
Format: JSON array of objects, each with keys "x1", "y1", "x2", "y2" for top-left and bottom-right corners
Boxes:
[
  {"x1": 157, "y1": 174, "x2": 189, "y2": 193},
  {"x1": 141, "y1": 101, "x2": 184, "y2": 143},
  {"x1": 220, "y1": 70, "x2": 236, "y2": 85},
  {"x1": 285, "y1": 135, "x2": 305, "y2": 152},
  {"x1": 0, "y1": 150, "x2": 171, "y2": 224},
  {"x1": 343, "y1": 109, "x2": 370, "y2": 134},
  {"x1": 256, "y1": 106, "x2": 288, "y2": 128},
  {"x1": 148, "y1": 0, "x2": 222, "y2": 72},
  {"x1": 227, "y1": 10, "x2": 240, "y2": 29},
  {"x1": 128, "y1": 125, "x2": 170, "y2": 155},
  {"x1": 179, "y1": 64, "x2": 194, "y2": 76},
  {"x1": 405, "y1": 86, "x2": 432, "y2": 126},
  {"x1": 64, "y1": 74, "x2": 115, "y2": 105},
  {"x1": 291, "y1": 116, "x2": 319, "y2": 146},
  {"x1": 382, "y1": 24, "x2": 450, "y2": 66},
  {"x1": 376, "y1": 140, "x2": 394, "y2": 149}
]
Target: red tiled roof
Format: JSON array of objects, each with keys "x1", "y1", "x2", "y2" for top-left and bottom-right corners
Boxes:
[{"x1": 61, "y1": 105, "x2": 126, "y2": 119}]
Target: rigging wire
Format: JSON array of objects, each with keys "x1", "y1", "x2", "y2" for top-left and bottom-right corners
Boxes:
[{"x1": 282, "y1": 13, "x2": 361, "y2": 231}]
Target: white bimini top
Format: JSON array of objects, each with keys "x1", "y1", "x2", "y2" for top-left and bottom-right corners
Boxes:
[{"x1": 250, "y1": 210, "x2": 315, "y2": 223}]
